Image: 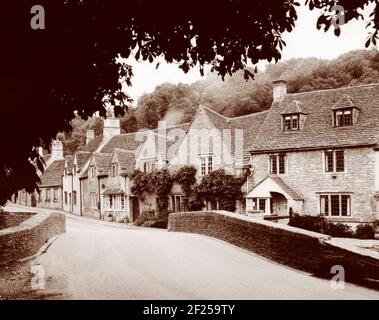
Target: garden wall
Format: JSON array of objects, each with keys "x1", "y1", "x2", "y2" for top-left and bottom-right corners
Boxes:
[
  {"x1": 168, "y1": 211, "x2": 379, "y2": 282},
  {"x1": 0, "y1": 212, "x2": 35, "y2": 230},
  {"x1": 0, "y1": 211, "x2": 66, "y2": 266}
]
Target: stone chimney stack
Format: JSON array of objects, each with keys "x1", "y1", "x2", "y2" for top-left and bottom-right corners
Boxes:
[
  {"x1": 272, "y1": 79, "x2": 287, "y2": 102},
  {"x1": 51, "y1": 140, "x2": 64, "y2": 160},
  {"x1": 86, "y1": 129, "x2": 95, "y2": 144},
  {"x1": 103, "y1": 105, "x2": 120, "y2": 142}
]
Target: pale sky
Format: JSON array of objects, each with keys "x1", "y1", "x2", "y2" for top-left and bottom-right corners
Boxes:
[{"x1": 124, "y1": 1, "x2": 375, "y2": 103}]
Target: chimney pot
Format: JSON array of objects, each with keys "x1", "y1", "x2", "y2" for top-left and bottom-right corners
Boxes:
[{"x1": 272, "y1": 79, "x2": 287, "y2": 102}]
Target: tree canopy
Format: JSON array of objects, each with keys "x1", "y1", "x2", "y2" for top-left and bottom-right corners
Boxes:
[{"x1": 1, "y1": 0, "x2": 379, "y2": 204}]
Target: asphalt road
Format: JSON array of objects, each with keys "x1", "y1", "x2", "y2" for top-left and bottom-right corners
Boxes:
[{"x1": 6, "y1": 205, "x2": 379, "y2": 299}]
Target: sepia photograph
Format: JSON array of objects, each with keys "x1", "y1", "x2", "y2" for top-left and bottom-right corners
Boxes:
[{"x1": 0, "y1": 0, "x2": 378, "y2": 312}]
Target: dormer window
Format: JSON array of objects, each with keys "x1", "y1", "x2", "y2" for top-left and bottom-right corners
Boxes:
[
  {"x1": 110, "y1": 164, "x2": 118, "y2": 177},
  {"x1": 283, "y1": 114, "x2": 299, "y2": 131},
  {"x1": 334, "y1": 108, "x2": 353, "y2": 127}
]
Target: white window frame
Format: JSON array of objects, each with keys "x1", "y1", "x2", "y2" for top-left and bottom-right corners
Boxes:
[
  {"x1": 199, "y1": 155, "x2": 214, "y2": 176},
  {"x1": 323, "y1": 150, "x2": 345, "y2": 173},
  {"x1": 268, "y1": 154, "x2": 286, "y2": 175},
  {"x1": 319, "y1": 193, "x2": 351, "y2": 217}
]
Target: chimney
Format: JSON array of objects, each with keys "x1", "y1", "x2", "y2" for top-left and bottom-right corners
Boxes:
[
  {"x1": 272, "y1": 79, "x2": 287, "y2": 102},
  {"x1": 51, "y1": 140, "x2": 64, "y2": 160},
  {"x1": 103, "y1": 105, "x2": 120, "y2": 142},
  {"x1": 86, "y1": 129, "x2": 95, "y2": 144}
]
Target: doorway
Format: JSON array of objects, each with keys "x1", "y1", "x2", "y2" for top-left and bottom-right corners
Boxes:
[{"x1": 271, "y1": 192, "x2": 287, "y2": 216}]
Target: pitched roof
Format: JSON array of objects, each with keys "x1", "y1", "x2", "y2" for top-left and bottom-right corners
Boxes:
[
  {"x1": 65, "y1": 155, "x2": 74, "y2": 172},
  {"x1": 270, "y1": 176, "x2": 303, "y2": 201},
  {"x1": 281, "y1": 100, "x2": 306, "y2": 114},
  {"x1": 82, "y1": 134, "x2": 103, "y2": 152},
  {"x1": 200, "y1": 105, "x2": 269, "y2": 166},
  {"x1": 251, "y1": 83, "x2": 379, "y2": 153},
  {"x1": 39, "y1": 159, "x2": 65, "y2": 187},
  {"x1": 94, "y1": 153, "x2": 112, "y2": 174},
  {"x1": 100, "y1": 132, "x2": 141, "y2": 153},
  {"x1": 75, "y1": 151, "x2": 92, "y2": 168},
  {"x1": 113, "y1": 149, "x2": 136, "y2": 175},
  {"x1": 137, "y1": 123, "x2": 190, "y2": 161}
]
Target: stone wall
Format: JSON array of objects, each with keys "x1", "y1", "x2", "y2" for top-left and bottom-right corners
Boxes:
[
  {"x1": 0, "y1": 211, "x2": 66, "y2": 267},
  {"x1": 251, "y1": 147, "x2": 378, "y2": 221},
  {"x1": 0, "y1": 212, "x2": 35, "y2": 230},
  {"x1": 168, "y1": 211, "x2": 379, "y2": 282}
]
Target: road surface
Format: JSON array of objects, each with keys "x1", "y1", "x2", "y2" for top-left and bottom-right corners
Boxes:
[{"x1": 6, "y1": 205, "x2": 379, "y2": 299}]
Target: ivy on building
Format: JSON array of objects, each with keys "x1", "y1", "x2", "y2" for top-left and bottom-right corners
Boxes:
[{"x1": 130, "y1": 167, "x2": 245, "y2": 214}]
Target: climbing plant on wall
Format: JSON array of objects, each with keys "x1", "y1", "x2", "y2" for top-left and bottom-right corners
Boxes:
[
  {"x1": 193, "y1": 169, "x2": 245, "y2": 212},
  {"x1": 130, "y1": 168, "x2": 173, "y2": 216},
  {"x1": 172, "y1": 166, "x2": 197, "y2": 210}
]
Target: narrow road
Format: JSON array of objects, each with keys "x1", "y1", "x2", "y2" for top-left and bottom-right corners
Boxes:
[{"x1": 6, "y1": 205, "x2": 379, "y2": 299}]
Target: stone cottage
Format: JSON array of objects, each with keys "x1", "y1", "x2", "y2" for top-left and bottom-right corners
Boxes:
[{"x1": 247, "y1": 80, "x2": 379, "y2": 224}]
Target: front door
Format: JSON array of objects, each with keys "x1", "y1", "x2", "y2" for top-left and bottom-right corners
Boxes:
[
  {"x1": 271, "y1": 192, "x2": 287, "y2": 216},
  {"x1": 131, "y1": 197, "x2": 140, "y2": 222}
]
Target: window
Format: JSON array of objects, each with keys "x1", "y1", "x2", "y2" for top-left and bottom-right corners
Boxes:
[
  {"x1": 269, "y1": 154, "x2": 286, "y2": 174},
  {"x1": 334, "y1": 109, "x2": 353, "y2": 127},
  {"x1": 109, "y1": 195, "x2": 113, "y2": 209},
  {"x1": 72, "y1": 191, "x2": 77, "y2": 205},
  {"x1": 258, "y1": 199, "x2": 266, "y2": 211},
  {"x1": 320, "y1": 194, "x2": 351, "y2": 217},
  {"x1": 121, "y1": 196, "x2": 125, "y2": 210},
  {"x1": 200, "y1": 157, "x2": 206, "y2": 176},
  {"x1": 46, "y1": 189, "x2": 51, "y2": 202},
  {"x1": 89, "y1": 166, "x2": 96, "y2": 179},
  {"x1": 110, "y1": 164, "x2": 118, "y2": 177},
  {"x1": 252, "y1": 198, "x2": 266, "y2": 212},
  {"x1": 324, "y1": 150, "x2": 345, "y2": 173},
  {"x1": 64, "y1": 192, "x2": 68, "y2": 205},
  {"x1": 91, "y1": 192, "x2": 97, "y2": 208},
  {"x1": 207, "y1": 156, "x2": 213, "y2": 174},
  {"x1": 143, "y1": 160, "x2": 156, "y2": 173},
  {"x1": 283, "y1": 114, "x2": 300, "y2": 131},
  {"x1": 53, "y1": 188, "x2": 58, "y2": 202},
  {"x1": 199, "y1": 156, "x2": 214, "y2": 176},
  {"x1": 171, "y1": 195, "x2": 183, "y2": 213}
]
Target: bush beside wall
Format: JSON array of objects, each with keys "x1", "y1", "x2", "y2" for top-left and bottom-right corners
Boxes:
[{"x1": 168, "y1": 211, "x2": 379, "y2": 282}]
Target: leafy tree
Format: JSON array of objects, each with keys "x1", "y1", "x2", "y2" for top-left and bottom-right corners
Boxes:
[
  {"x1": 120, "y1": 110, "x2": 139, "y2": 134},
  {"x1": 2, "y1": 0, "x2": 379, "y2": 204}
]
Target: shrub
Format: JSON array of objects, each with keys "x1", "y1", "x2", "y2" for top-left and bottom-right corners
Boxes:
[
  {"x1": 354, "y1": 223, "x2": 376, "y2": 239},
  {"x1": 325, "y1": 222, "x2": 354, "y2": 238},
  {"x1": 289, "y1": 214, "x2": 328, "y2": 233}
]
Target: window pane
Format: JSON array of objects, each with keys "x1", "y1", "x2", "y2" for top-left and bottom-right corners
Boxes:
[
  {"x1": 278, "y1": 154, "x2": 285, "y2": 174},
  {"x1": 341, "y1": 195, "x2": 350, "y2": 216},
  {"x1": 269, "y1": 155, "x2": 277, "y2": 174},
  {"x1": 330, "y1": 195, "x2": 340, "y2": 216},
  {"x1": 325, "y1": 151, "x2": 334, "y2": 172},
  {"x1": 335, "y1": 150, "x2": 344, "y2": 172},
  {"x1": 320, "y1": 195, "x2": 329, "y2": 215},
  {"x1": 335, "y1": 111, "x2": 343, "y2": 127},
  {"x1": 291, "y1": 115, "x2": 299, "y2": 130},
  {"x1": 259, "y1": 199, "x2": 266, "y2": 211},
  {"x1": 343, "y1": 110, "x2": 352, "y2": 126},
  {"x1": 200, "y1": 157, "x2": 206, "y2": 176},
  {"x1": 284, "y1": 116, "x2": 291, "y2": 131},
  {"x1": 208, "y1": 156, "x2": 213, "y2": 173}
]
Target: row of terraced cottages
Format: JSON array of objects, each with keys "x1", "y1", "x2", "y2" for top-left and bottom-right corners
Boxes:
[{"x1": 15, "y1": 80, "x2": 379, "y2": 225}]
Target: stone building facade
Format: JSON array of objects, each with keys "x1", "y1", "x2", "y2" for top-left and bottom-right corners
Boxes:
[{"x1": 247, "y1": 81, "x2": 379, "y2": 224}]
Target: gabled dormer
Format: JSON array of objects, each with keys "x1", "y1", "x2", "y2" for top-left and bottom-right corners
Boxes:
[
  {"x1": 332, "y1": 94, "x2": 360, "y2": 127},
  {"x1": 280, "y1": 100, "x2": 307, "y2": 131}
]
